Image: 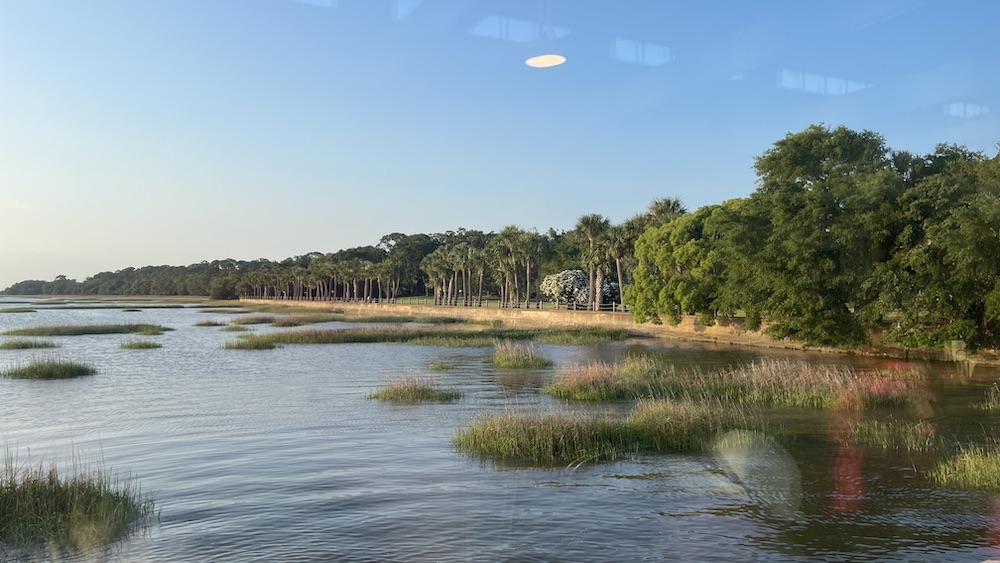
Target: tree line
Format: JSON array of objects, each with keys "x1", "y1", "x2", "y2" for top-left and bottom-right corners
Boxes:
[{"x1": 6, "y1": 124, "x2": 999, "y2": 349}]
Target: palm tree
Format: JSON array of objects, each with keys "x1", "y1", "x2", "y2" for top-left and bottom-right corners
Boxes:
[
  {"x1": 647, "y1": 197, "x2": 687, "y2": 227},
  {"x1": 575, "y1": 214, "x2": 610, "y2": 310}
]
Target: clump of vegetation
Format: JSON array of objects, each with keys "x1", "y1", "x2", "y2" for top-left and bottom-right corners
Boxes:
[
  {"x1": 223, "y1": 338, "x2": 279, "y2": 350},
  {"x1": 2, "y1": 360, "x2": 96, "y2": 379},
  {"x1": 271, "y1": 314, "x2": 344, "y2": 327},
  {"x1": 0, "y1": 339, "x2": 58, "y2": 350},
  {"x1": 543, "y1": 357, "x2": 927, "y2": 410},
  {"x1": 367, "y1": 375, "x2": 461, "y2": 402},
  {"x1": 197, "y1": 308, "x2": 248, "y2": 314},
  {"x1": 453, "y1": 400, "x2": 751, "y2": 464},
  {"x1": 0, "y1": 307, "x2": 37, "y2": 313},
  {"x1": 193, "y1": 319, "x2": 227, "y2": 327},
  {"x1": 973, "y1": 383, "x2": 1000, "y2": 410},
  {"x1": 119, "y1": 340, "x2": 162, "y2": 350},
  {"x1": 0, "y1": 451, "x2": 155, "y2": 551},
  {"x1": 230, "y1": 315, "x2": 278, "y2": 325},
  {"x1": 220, "y1": 325, "x2": 250, "y2": 332},
  {"x1": 534, "y1": 328, "x2": 629, "y2": 345},
  {"x1": 848, "y1": 419, "x2": 939, "y2": 451},
  {"x1": 428, "y1": 362, "x2": 455, "y2": 371},
  {"x1": 490, "y1": 340, "x2": 553, "y2": 369},
  {"x1": 121, "y1": 308, "x2": 141, "y2": 312},
  {"x1": 3, "y1": 324, "x2": 173, "y2": 337},
  {"x1": 931, "y1": 446, "x2": 1000, "y2": 492}
]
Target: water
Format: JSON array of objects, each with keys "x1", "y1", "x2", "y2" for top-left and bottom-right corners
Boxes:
[{"x1": 2, "y1": 299, "x2": 1000, "y2": 562}]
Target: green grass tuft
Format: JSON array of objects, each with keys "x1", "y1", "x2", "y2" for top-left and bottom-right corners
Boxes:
[
  {"x1": 2, "y1": 360, "x2": 96, "y2": 379},
  {"x1": 428, "y1": 362, "x2": 455, "y2": 371},
  {"x1": 0, "y1": 307, "x2": 37, "y2": 313},
  {"x1": 931, "y1": 446, "x2": 1000, "y2": 491},
  {"x1": 490, "y1": 340, "x2": 553, "y2": 369},
  {"x1": 848, "y1": 419, "x2": 939, "y2": 451},
  {"x1": 220, "y1": 325, "x2": 250, "y2": 332},
  {"x1": 3, "y1": 324, "x2": 173, "y2": 337},
  {"x1": 193, "y1": 319, "x2": 227, "y2": 327},
  {"x1": 367, "y1": 375, "x2": 461, "y2": 402},
  {"x1": 223, "y1": 338, "x2": 279, "y2": 350},
  {"x1": 230, "y1": 315, "x2": 278, "y2": 325},
  {"x1": 119, "y1": 340, "x2": 162, "y2": 350},
  {"x1": 0, "y1": 450, "x2": 155, "y2": 551},
  {"x1": 270, "y1": 314, "x2": 344, "y2": 327},
  {"x1": 0, "y1": 339, "x2": 58, "y2": 350}
]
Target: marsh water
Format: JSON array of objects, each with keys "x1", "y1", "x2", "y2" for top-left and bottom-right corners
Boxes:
[{"x1": 2, "y1": 299, "x2": 1000, "y2": 562}]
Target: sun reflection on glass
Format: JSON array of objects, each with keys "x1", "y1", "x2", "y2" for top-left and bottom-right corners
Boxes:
[{"x1": 525, "y1": 54, "x2": 566, "y2": 68}]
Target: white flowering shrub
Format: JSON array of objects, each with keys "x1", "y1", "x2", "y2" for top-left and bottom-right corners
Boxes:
[{"x1": 540, "y1": 270, "x2": 589, "y2": 305}]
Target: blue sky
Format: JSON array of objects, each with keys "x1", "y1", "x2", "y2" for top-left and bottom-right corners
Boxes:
[{"x1": 1, "y1": 0, "x2": 997, "y2": 289}]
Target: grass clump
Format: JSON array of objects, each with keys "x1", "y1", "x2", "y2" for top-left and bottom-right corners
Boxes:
[
  {"x1": 2, "y1": 360, "x2": 96, "y2": 379},
  {"x1": 121, "y1": 308, "x2": 141, "y2": 312},
  {"x1": 193, "y1": 319, "x2": 227, "y2": 327},
  {"x1": 119, "y1": 340, "x2": 162, "y2": 350},
  {"x1": 543, "y1": 358, "x2": 928, "y2": 410},
  {"x1": 0, "y1": 339, "x2": 58, "y2": 350},
  {"x1": 490, "y1": 340, "x2": 553, "y2": 369},
  {"x1": 367, "y1": 375, "x2": 461, "y2": 402},
  {"x1": 0, "y1": 451, "x2": 155, "y2": 552},
  {"x1": 3, "y1": 324, "x2": 172, "y2": 337},
  {"x1": 230, "y1": 315, "x2": 278, "y2": 325},
  {"x1": 271, "y1": 314, "x2": 344, "y2": 327},
  {"x1": 534, "y1": 328, "x2": 629, "y2": 345},
  {"x1": 848, "y1": 419, "x2": 939, "y2": 451},
  {"x1": 454, "y1": 400, "x2": 750, "y2": 465},
  {"x1": 931, "y1": 446, "x2": 1000, "y2": 492},
  {"x1": 223, "y1": 339, "x2": 279, "y2": 350},
  {"x1": 220, "y1": 325, "x2": 250, "y2": 332},
  {"x1": 428, "y1": 362, "x2": 455, "y2": 371},
  {"x1": 973, "y1": 383, "x2": 1000, "y2": 410},
  {"x1": 0, "y1": 307, "x2": 37, "y2": 313}
]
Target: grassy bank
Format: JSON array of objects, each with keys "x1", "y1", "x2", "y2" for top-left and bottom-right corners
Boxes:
[
  {"x1": 4, "y1": 324, "x2": 173, "y2": 337},
  {"x1": 0, "y1": 339, "x2": 58, "y2": 350},
  {"x1": 0, "y1": 451, "x2": 155, "y2": 551},
  {"x1": 543, "y1": 357, "x2": 928, "y2": 410}
]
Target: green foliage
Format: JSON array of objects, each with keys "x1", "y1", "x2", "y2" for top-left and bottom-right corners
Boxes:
[
  {"x1": 490, "y1": 340, "x2": 553, "y2": 369},
  {"x1": 848, "y1": 419, "x2": 939, "y2": 451},
  {"x1": 366, "y1": 375, "x2": 461, "y2": 402},
  {"x1": 931, "y1": 446, "x2": 1000, "y2": 492}
]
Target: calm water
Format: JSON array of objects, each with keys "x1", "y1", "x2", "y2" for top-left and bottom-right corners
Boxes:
[{"x1": 2, "y1": 299, "x2": 1000, "y2": 562}]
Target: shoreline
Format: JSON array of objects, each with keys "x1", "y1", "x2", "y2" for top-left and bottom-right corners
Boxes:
[{"x1": 240, "y1": 299, "x2": 999, "y2": 366}]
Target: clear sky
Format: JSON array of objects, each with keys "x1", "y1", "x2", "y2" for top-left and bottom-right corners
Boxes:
[{"x1": 1, "y1": 0, "x2": 997, "y2": 289}]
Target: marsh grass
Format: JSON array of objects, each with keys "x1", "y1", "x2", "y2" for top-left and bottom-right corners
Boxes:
[
  {"x1": 453, "y1": 400, "x2": 753, "y2": 464},
  {"x1": 848, "y1": 419, "x2": 939, "y2": 451},
  {"x1": 428, "y1": 362, "x2": 455, "y2": 371},
  {"x1": 973, "y1": 383, "x2": 1000, "y2": 410},
  {"x1": 271, "y1": 314, "x2": 344, "y2": 327},
  {"x1": 220, "y1": 325, "x2": 250, "y2": 332},
  {"x1": 367, "y1": 375, "x2": 461, "y2": 402},
  {"x1": 490, "y1": 340, "x2": 553, "y2": 369},
  {"x1": 3, "y1": 324, "x2": 173, "y2": 337},
  {"x1": 198, "y1": 308, "x2": 249, "y2": 314},
  {"x1": 121, "y1": 308, "x2": 141, "y2": 312},
  {"x1": 0, "y1": 307, "x2": 37, "y2": 313},
  {"x1": 223, "y1": 338, "x2": 279, "y2": 350},
  {"x1": 119, "y1": 340, "x2": 162, "y2": 350},
  {"x1": 2, "y1": 360, "x2": 96, "y2": 379},
  {"x1": 931, "y1": 446, "x2": 1000, "y2": 491},
  {"x1": 230, "y1": 315, "x2": 278, "y2": 325},
  {"x1": 193, "y1": 319, "x2": 227, "y2": 327},
  {"x1": 0, "y1": 339, "x2": 58, "y2": 350},
  {"x1": 534, "y1": 328, "x2": 629, "y2": 345},
  {"x1": 0, "y1": 450, "x2": 155, "y2": 551},
  {"x1": 543, "y1": 358, "x2": 928, "y2": 410}
]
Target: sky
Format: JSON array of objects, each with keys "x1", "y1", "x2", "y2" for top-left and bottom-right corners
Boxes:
[{"x1": 1, "y1": 0, "x2": 997, "y2": 290}]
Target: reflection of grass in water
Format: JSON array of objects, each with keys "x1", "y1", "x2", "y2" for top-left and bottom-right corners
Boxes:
[
  {"x1": 490, "y1": 340, "x2": 553, "y2": 369},
  {"x1": 3, "y1": 324, "x2": 173, "y2": 337},
  {"x1": 0, "y1": 449, "x2": 155, "y2": 552},
  {"x1": 367, "y1": 375, "x2": 461, "y2": 402},
  {"x1": 2, "y1": 360, "x2": 96, "y2": 379},
  {"x1": 119, "y1": 340, "x2": 162, "y2": 350},
  {"x1": 454, "y1": 400, "x2": 752, "y2": 464},
  {"x1": 543, "y1": 358, "x2": 927, "y2": 410},
  {"x1": 848, "y1": 419, "x2": 938, "y2": 451},
  {"x1": 0, "y1": 339, "x2": 58, "y2": 350},
  {"x1": 931, "y1": 446, "x2": 1000, "y2": 492}
]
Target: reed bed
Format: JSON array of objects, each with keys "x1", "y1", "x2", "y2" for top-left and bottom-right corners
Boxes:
[
  {"x1": 197, "y1": 308, "x2": 249, "y2": 314},
  {"x1": 428, "y1": 362, "x2": 455, "y2": 371},
  {"x1": 223, "y1": 338, "x2": 278, "y2": 350},
  {"x1": 2, "y1": 360, "x2": 96, "y2": 379},
  {"x1": 367, "y1": 375, "x2": 461, "y2": 402},
  {"x1": 229, "y1": 315, "x2": 279, "y2": 325},
  {"x1": 121, "y1": 308, "x2": 141, "y2": 312},
  {"x1": 270, "y1": 314, "x2": 344, "y2": 327},
  {"x1": 543, "y1": 358, "x2": 928, "y2": 410},
  {"x1": 119, "y1": 340, "x2": 162, "y2": 350},
  {"x1": 490, "y1": 340, "x2": 553, "y2": 369},
  {"x1": 973, "y1": 383, "x2": 1000, "y2": 410},
  {"x1": 0, "y1": 307, "x2": 37, "y2": 313},
  {"x1": 534, "y1": 328, "x2": 629, "y2": 345},
  {"x1": 193, "y1": 319, "x2": 227, "y2": 327},
  {"x1": 0, "y1": 339, "x2": 58, "y2": 350},
  {"x1": 0, "y1": 451, "x2": 155, "y2": 551},
  {"x1": 3, "y1": 324, "x2": 172, "y2": 337},
  {"x1": 220, "y1": 325, "x2": 250, "y2": 332},
  {"x1": 453, "y1": 400, "x2": 752, "y2": 464},
  {"x1": 931, "y1": 446, "x2": 1000, "y2": 491},
  {"x1": 848, "y1": 419, "x2": 939, "y2": 451}
]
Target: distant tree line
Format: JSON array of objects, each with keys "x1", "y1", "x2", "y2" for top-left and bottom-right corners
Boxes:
[{"x1": 6, "y1": 124, "x2": 999, "y2": 349}]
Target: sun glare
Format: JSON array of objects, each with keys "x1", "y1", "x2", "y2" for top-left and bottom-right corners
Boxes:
[{"x1": 525, "y1": 54, "x2": 566, "y2": 68}]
